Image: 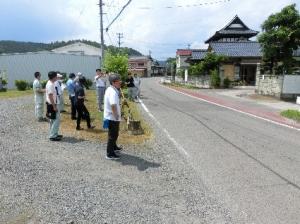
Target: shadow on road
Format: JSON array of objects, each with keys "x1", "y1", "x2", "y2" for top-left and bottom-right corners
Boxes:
[
  {"x1": 60, "y1": 136, "x2": 85, "y2": 144},
  {"x1": 117, "y1": 153, "x2": 160, "y2": 171}
]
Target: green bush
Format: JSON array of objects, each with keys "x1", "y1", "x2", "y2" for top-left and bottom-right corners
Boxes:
[
  {"x1": 41, "y1": 80, "x2": 48, "y2": 88},
  {"x1": 280, "y1": 109, "x2": 300, "y2": 122},
  {"x1": 0, "y1": 78, "x2": 7, "y2": 91},
  {"x1": 176, "y1": 69, "x2": 184, "y2": 78},
  {"x1": 84, "y1": 78, "x2": 93, "y2": 89},
  {"x1": 27, "y1": 81, "x2": 33, "y2": 89},
  {"x1": 210, "y1": 69, "x2": 220, "y2": 88},
  {"x1": 223, "y1": 77, "x2": 231, "y2": 88},
  {"x1": 1, "y1": 79, "x2": 7, "y2": 86},
  {"x1": 15, "y1": 80, "x2": 28, "y2": 91}
]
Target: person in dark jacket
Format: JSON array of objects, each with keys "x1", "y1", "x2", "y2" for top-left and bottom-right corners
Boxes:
[
  {"x1": 125, "y1": 73, "x2": 135, "y2": 101},
  {"x1": 74, "y1": 76, "x2": 95, "y2": 130}
]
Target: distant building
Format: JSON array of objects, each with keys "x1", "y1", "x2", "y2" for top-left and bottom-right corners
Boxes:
[
  {"x1": 176, "y1": 15, "x2": 262, "y2": 85},
  {"x1": 176, "y1": 49, "x2": 192, "y2": 71},
  {"x1": 0, "y1": 51, "x2": 100, "y2": 89},
  {"x1": 151, "y1": 60, "x2": 166, "y2": 76},
  {"x1": 128, "y1": 56, "x2": 153, "y2": 77},
  {"x1": 51, "y1": 42, "x2": 101, "y2": 56},
  {"x1": 176, "y1": 49, "x2": 207, "y2": 71}
]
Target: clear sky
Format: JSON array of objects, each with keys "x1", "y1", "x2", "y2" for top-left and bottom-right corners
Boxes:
[{"x1": 0, "y1": 0, "x2": 298, "y2": 60}]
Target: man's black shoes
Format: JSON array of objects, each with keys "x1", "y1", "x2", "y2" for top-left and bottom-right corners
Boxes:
[
  {"x1": 114, "y1": 146, "x2": 123, "y2": 151},
  {"x1": 50, "y1": 135, "x2": 63, "y2": 141},
  {"x1": 106, "y1": 154, "x2": 120, "y2": 160},
  {"x1": 50, "y1": 136, "x2": 61, "y2": 141}
]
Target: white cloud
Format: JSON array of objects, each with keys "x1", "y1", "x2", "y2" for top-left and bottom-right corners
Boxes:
[{"x1": 1, "y1": 0, "x2": 299, "y2": 59}]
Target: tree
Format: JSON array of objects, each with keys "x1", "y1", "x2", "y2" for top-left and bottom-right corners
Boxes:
[
  {"x1": 166, "y1": 57, "x2": 176, "y2": 76},
  {"x1": 258, "y1": 4, "x2": 300, "y2": 74},
  {"x1": 103, "y1": 51, "x2": 128, "y2": 81},
  {"x1": 188, "y1": 53, "x2": 227, "y2": 76}
]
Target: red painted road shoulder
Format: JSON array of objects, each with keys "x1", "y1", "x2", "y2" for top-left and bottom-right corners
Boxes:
[{"x1": 162, "y1": 84, "x2": 300, "y2": 131}]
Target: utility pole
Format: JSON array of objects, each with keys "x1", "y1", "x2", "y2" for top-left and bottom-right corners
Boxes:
[
  {"x1": 99, "y1": 0, "x2": 104, "y2": 67},
  {"x1": 117, "y1": 33, "x2": 123, "y2": 50}
]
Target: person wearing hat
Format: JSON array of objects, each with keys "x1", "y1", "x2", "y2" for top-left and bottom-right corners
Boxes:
[
  {"x1": 103, "y1": 73, "x2": 123, "y2": 160},
  {"x1": 74, "y1": 76, "x2": 95, "y2": 130},
  {"x1": 32, "y1": 71, "x2": 47, "y2": 122},
  {"x1": 46, "y1": 71, "x2": 63, "y2": 141},
  {"x1": 66, "y1": 73, "x2": 77, "y2": 120}
]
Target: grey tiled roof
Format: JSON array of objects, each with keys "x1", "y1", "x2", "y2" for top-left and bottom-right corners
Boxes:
[
  {"x1": 191, "y1": 50, "x2": 207, "y2": 60},
  {"x1": 218, "y1": 30, "x2": 258, "y2": 35},
  {"x1": 210, "y1": 41, "x2": 262, "y2": 57},
  {"x1": 205, "y1": 15, "x2": 259, "y2": 43}
]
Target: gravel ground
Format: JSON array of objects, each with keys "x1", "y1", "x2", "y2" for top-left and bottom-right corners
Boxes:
[{"x1": 0, "y1": 96, "x2": 233, "y2": 223}]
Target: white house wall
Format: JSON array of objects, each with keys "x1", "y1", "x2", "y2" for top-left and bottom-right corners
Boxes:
[
  {"x1": 176, "y1": 56, "x2": 190, "y2": 69},
  {"x1": 52, "y1": 42, "x2": 101, "y2": 56},
  {"x1": 0, "y1": 52, "x2": 101, "y2": 89}
]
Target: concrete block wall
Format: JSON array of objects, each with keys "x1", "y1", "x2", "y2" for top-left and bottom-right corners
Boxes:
[{"x1": 255, "y1": 74, "x2": 283, "y2": 98}]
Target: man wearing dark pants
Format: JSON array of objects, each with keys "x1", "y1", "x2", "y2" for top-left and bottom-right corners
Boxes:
[
  {"x1": 66, "y1": 73, "x2": 76, "y2": 120},
  {"x1": 74, "y1": 76, "x2": 95, "y2": 130},
  {"x1": 103, "y1": 73, "x2": 122, "y2": 160}
]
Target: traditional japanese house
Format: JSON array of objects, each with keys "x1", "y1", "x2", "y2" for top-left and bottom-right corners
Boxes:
[{"x1": 205, "y1": 15, "x2": 262, "y2": 85}]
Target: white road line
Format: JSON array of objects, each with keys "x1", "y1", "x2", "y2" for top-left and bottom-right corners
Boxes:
[
  {"x1": 138, "y1": 98, "x2": 190, "y2": 158},
  {"x1": 162, "y1": 85, "x2": 300, "y2": 132}
]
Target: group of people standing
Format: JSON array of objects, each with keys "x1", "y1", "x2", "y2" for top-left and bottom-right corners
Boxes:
[
  {"x1": 33, "y1": 71, "x2": 95, "y2": 141},
  {"x1": 32, "y1": 69, "x2": 141, "y2": 160}
]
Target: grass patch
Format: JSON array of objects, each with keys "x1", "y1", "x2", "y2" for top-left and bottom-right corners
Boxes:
[
  {"x1": 280, "y1": 109, "x2": 300, "y2": 122},
  {"x1": 60, "y1": 90, "x2": 152, "y2": 144},
  {"x1": 0, "y1": 89, "x2": 33, "y2": 99}
]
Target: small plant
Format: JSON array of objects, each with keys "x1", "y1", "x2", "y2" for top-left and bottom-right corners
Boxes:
[
  {"x1": 41, "y1": 80, "x2": 48, "y2": 88},
  {"x1": 176, "y1": 69, "x2": 184, "y2": 79},
  {"x1": 84, "y1": 78, "x2": 93, "y2": 89},
  {"x1": 210, "y1": 69, "x2": 220, "y2": 88},
  {"x1": 223, "y1": 77, "x2": 231, "y2": 88},
  {"x1": 15, "y1": 80, "x2": 28, "y2": 91},
  {"x1": 1, "y1": 78, "x2": 7, "y2": 86},
  {"x1": 0, "y1": 77, "x2": 8, "y2": 92},
  {"x1": 281, "y1": 109, "x2": 300, "y2": 122},
  {"x1": 27, "y1": 81, "x2": 33, "y2": 89}
]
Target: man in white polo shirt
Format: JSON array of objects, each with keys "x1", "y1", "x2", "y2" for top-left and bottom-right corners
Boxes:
[
  {"x1": 46, "y1": 71, "x2": 62, "y2": 141},
  {"x1": 103, "y1": 73, "x2": 122, "y2": 160},
  {"x1": 94, "y1": 69, "x2": 107, "y2": 111}
]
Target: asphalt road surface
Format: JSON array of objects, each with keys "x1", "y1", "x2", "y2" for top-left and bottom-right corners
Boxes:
[{"x1": 139, "y1": 78, "x2": 300, "y2": 224}]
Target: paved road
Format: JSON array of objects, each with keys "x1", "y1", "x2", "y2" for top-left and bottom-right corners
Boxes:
[{"x1": 139, "y1": 78, "x2": 300, "y2": 224}]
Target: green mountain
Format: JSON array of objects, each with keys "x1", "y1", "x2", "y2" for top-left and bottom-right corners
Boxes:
[{"x1": 0, "y1": 40, "x2": 143, "y2": 56}]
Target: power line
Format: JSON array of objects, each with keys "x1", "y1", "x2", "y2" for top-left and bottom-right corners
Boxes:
[
  {"x1": 105, "y1": 0, "x2": 132, "y2": 31},
  {"x1": 104, "y1": 14, "x2": 118, "y2": 46},
  {"x1": 107, "y1": 0, "x2": 230, "y2": 10}
]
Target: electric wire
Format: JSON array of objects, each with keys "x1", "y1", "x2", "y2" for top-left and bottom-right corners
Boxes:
[{"x1": 107, "y1": 0, "x2": 230, "y2": 10}]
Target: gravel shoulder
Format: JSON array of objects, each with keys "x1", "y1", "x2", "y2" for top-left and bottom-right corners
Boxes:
[{"x1": 0, "y1": 96, "x2": 233, "y2": 223}]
